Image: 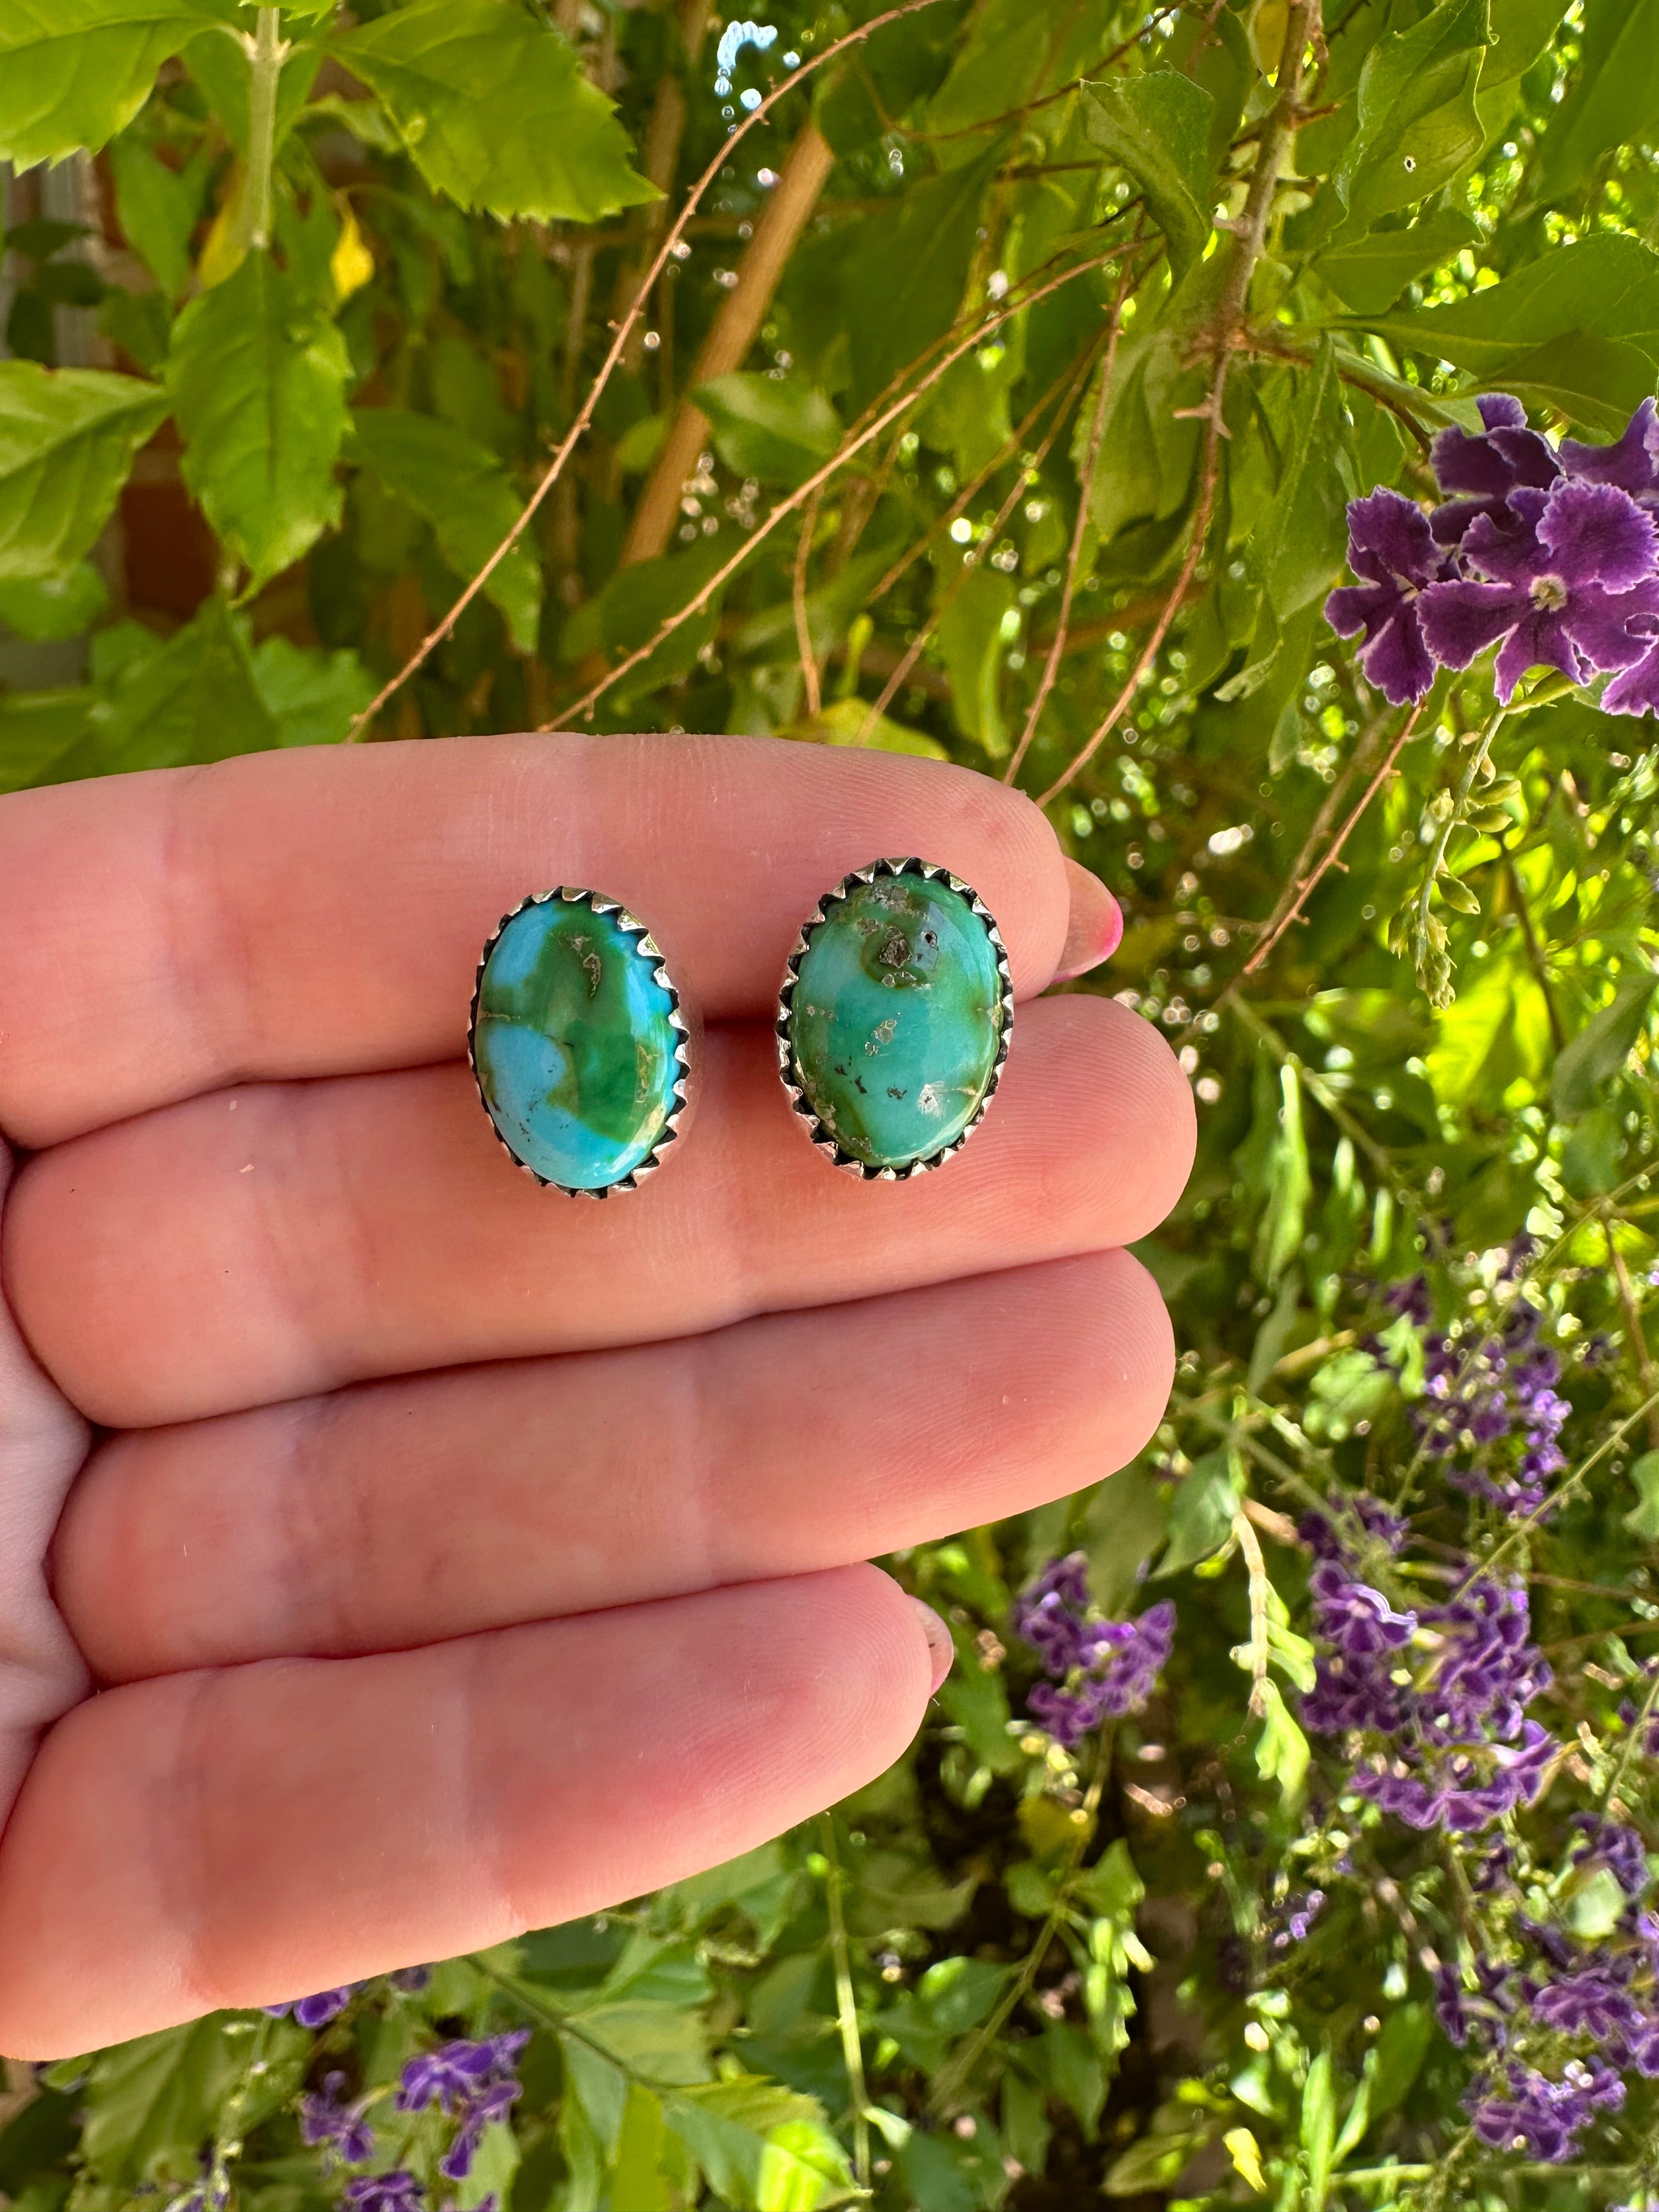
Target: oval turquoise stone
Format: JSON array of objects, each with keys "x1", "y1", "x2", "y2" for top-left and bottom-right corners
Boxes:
[
  {"x1": 787, "y1": 869, "x2": 1007, "y2": 1170},
  {"x1": 472, "y1": 896, "x2": 682, "y2": 1191}
]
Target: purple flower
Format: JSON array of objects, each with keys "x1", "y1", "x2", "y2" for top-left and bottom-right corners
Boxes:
[
  {"x1": 1561, "y1": 399, "x2": 1659, "y2": 508},
  {"x1": 1016, "y1": 1566, "x2": 1175, "y2": 1747},
  {"x1": 1324, "y1": 489, "x2": 1449, "y2": 704},
  {"x1": 439, "y1": 2081, "x2": 521, "y2": 2182},
  {"x1": 1573, "y1": 1816, "x2": 1653, "y2": 1898},
  {"x1": 398, "y1": 2033, "x2": 529, "y2": 2117},
  {"x1": 1311, "y1": 1563, "x2": 1417, "y2": 1658},
  {"x1": 300, "y1": 2073, "x2": 375, "y2": 2166},
  {"x1": 1600, "y1": 591, "x2": 1659, "y2": 716},
  {"x1": 1269, "y1": 1889, "x2": 1325, "y2": 1950},
  {"x1": 345, "y1": 2176, "x2": 426, "y2": 2212},
  {"x1": 1419, "y1": 481, "x2": 1658, "y2": 700},
  {"x1": 1533, "y1": 1969, "x2": 1645, "y2": 2045},
  {"x1": 1425, "y1": 1581, "x2": 1551, "y2": 1742},
  {"x1": 1468, "y1": 2060, "x2": 1624, "y2": 2163},
  {"x1": 1430, "y1": 393, "x2": 1561, "y2": 549},
  {"x1": 263, "y1": 1987, "x2": 357, "y2": 2028}
]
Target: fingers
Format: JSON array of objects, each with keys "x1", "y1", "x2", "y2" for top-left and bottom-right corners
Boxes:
[
  {"x1": 0, "y1": 1147, "x2": 91, "y2": 1819},
  {"x1": 0, "y1": 1567, "x2": 934, "y2": 2058},
  {"x1": 8, "y1": 997, "x2": 1194, "y2": 1429},
  {"x1": 57, "y1": 1251, "x2": 1173, "y2": 1681},
  {"x1": 0, "y1": 735, "x2": 1075, "y2": 1148}
]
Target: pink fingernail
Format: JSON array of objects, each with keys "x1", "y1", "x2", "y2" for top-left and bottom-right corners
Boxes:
[
  {"x1": 1054, "y1": 857, "x2": 1124, "y2": 982},
  {"x1": 907, "y1": 1598, "x2": 955, "y2": 1694}
]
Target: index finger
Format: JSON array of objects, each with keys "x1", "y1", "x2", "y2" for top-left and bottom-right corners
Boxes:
[{"x1": 0, "y1": 733, "x2": 1073, "y2": 1147}]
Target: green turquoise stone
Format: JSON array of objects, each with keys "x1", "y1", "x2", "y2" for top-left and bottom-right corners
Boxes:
[
  {"x1": 786, "y1": 869, "x2": 1006, "y2": 1170},
  {"x1": 472, "y1": 896, "x2": 682, "y2": 1191}
]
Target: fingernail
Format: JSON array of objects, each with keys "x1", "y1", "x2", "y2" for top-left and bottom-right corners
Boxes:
[
  {"x1": 907, "y1": 1598, "x2": 955, "y2": 1695},
  {"x1": 1054, "y1": 857, "x2": 1123, "y2": 982}
]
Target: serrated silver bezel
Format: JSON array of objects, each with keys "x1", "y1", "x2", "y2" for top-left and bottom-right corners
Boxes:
[
  {"x1": 774, "y1": 857, "x2": 1014, "y2": 1180},
  {"x1": 469, "y1": 886, "x2": 691, "y2": 1198}
]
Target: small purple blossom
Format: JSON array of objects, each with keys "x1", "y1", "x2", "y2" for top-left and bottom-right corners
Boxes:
[
  {"x1": 263, "y1": 1987, "x2": 357, "y2": 2029},
  {"x1": 398, "y1": 2033, "x2": 529, "y2": 2117},
  {"x1": 1468, "y1": 2059, "x2": 1624, "y2": 2163},
  {"x1": 300, "y1": 2073, "x2": 375, "y2": 2166},
  {"x1": 1324, "y1": 489, "x2": 1449, "y2": 704},
  {"x1": 1015, "y1": 1557, "x2": 1175, "y2": 1747},
  {"x1": 344, "y1": 2175, "x2": 426, "y2": 2212},
  {"x1": 1419, "y1": 481, "x2": 1657, "y2": 702},
  {"x1": 1573, "y1": 1815, "x2": 1652, "y2": 1898}
]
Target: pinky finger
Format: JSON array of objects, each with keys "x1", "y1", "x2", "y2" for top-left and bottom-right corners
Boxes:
[{"x1": 0, "y1": 1566, "x2": 942, "y2": 2058}]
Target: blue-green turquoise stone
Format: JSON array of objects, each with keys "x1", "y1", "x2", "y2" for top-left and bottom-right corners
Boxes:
[
  {"x1": 472, "y1": 898, "x2": 682, "y2": 1190},
  {"x1": 787, "y1": 870, "x2": 1006, "y2": 1170}
]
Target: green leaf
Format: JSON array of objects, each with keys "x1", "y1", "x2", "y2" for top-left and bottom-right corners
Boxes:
[
  {"x1": 1536, "y1": 0, "x2": 1659, "y2": 204},
  {"x1": 0, "y1": 687, "x2": 93, "y2": 793},
  {"x1": 1482, "y1": 0, "x2": 1567, "y2": 86},
  {"x1": 693, "y1": 373, "x2": 843, "y2": 489},
  {"x1": 0, "y1": 561, "x2": 109, "y2": 640},
  {"x1": 838, "y1": 154, "x2": 998, "y2": 413},
  {"x1": 1081, "y1": 71, "x2": 1216, "y2": 283},
  {"x1": 109, "y1": 136, "x2": 200, "y2": 299},
  {"x1": 1368, "y1": 2003, "x2": 1434, "y2": 2120},
  {"x1": 1334, "y1": 0, "x2": 1492, "y2": 224},
  {"x1": 1301, "y1": 2052, "x2": 1335, "y2": 2211},
  {"x1": 1257, "y1": 340, "x2": 1351, "y2": 620},
  {"x1": 334, "y1": 0, "x2": 656, "y2": 224},
  {"x1": 1255, "y1": 1061, "x2": 1312, "y2": 1286},
  {"x1": 1625, "y1": 1451, "x2": 1659, "y2": 1542},
  {"x1": 1312, "y1": 210, "x2": 1481, "y2": 315},
  {"x1": 88, "y1": 597, "x2": 279, "y2": 771},
  {"x1": 1155, "y1": 1446, "x2": 1242, "y2": 1578},
  {"x1": 78, "y1": 2016, "x2": 304, "y2": 2186},
  {"x1": 0, "y1": 363, "x2": 168, "y2": 580},
  {"x1": 612, "y1": 2085, "x2": 672, "y2": 2212},
  {"x1": 1367, "y1": 234, "x2": 1659, "y2": 380},
  {"x1": 168, "y1": 251, "x2": 350, "y2": 590},
  {"x1": 0, "y1": 0, "x2": 232, "y2": 169},
  {"x1": 1254, "y1": 1679, "x2": 1310, "y2": 1799},
  {"x1": 1552, "y1": 969, "x2": 1658, "y2": 1119},
  {"x1": 352, "y1": 405, "x2": 541, "y2": 653},
  {"x1": 936, "y1": 561, "x2": 1015, "y2": 758},
  {"x1": 665, "y1": 2078, "x2": 857, "y2": 2211},
  {"x1": 250, "y1": 634, "x2": 374, "y2": 746}
]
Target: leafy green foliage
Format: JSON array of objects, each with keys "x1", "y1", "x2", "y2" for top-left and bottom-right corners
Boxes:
[
  {"x1": 0, "y1": 0, "x2": 233, "y2": 169},
  {"x1": 0, "y1": 365, "x2": 167, "y2": 579},
  {"x1": 332, "y1": 0, "x2": 656, "y2": 225},
  {"x1": 169, "y1": 251, "x2": 351, "y2": 589}
]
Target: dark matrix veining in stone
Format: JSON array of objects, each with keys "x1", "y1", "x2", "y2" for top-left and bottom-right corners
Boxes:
[
  {"x1": 471, "y1": 894, "x2": 682, "y2": 1192},
  {"x1": 786, "y1": 867, "x2": 1007, "y2": 1172}
]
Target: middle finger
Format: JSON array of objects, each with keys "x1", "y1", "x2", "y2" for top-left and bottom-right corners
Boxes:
[{"x1": 6, "y1": 996, "x2": 1193, "y2": 1429}]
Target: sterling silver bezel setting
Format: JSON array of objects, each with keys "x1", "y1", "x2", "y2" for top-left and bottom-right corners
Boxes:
[
  {"x1": 469, "y1": 886, "x2": 691, "y2": 1198},
  {"x1": 774, "y1": 856, "x2": 1014, "y2": 1181}
]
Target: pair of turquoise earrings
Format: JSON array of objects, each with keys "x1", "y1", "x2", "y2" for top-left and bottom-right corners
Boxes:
[{"x1": 468, "y1": 860, "x2": 1014, "y2": 1197}]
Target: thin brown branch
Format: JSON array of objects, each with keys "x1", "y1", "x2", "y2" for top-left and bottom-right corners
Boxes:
[
  {"x1": 792, "y1": 485, "x2": 825, "y2": 719},
  {"x1": 1031, "y1": 0, "x2": 1323, "y2": 809},
  {"x1": 1503, "y1": 843, "x2": 1566, "y2": 1052},
  {"x1": 1239, "y1": 702, "x2": 1425, "y2": 979},
  {"x1": 850, "y1": 336, "x2": 1102, "y2": 744},
  {"x1": 342, "y1": 0, "x2": 951, "y2": 741},
  {"x1": 622, "y1": 119, "x2": 837, "y2": 566},
  {"x1": 1605, "y1": 1211, "x2": 1659, "y2": 1453},
  {"x1": 1003, "y1": 260, "x2": 1135, "y2": 786},
  {"x1": 543, "y1": 245, "x2": 1126, "y2": 727}
]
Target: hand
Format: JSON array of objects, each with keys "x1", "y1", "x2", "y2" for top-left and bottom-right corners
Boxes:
[{"x1": 0, "y1": 733, "x2": 1192, "y2": 2057}]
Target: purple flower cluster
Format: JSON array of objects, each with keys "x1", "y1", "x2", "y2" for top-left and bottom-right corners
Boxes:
[
  {"x1": 1377, "y1": 1279, "x2": 1570, "y2": 1519},
  {"x1": 1012, "y1": 1554, "x2": 1175, "y2": 1748},
  {"x1": 398, "y1": 2033, "x2": 529, "y2": 2182},
  {"x1": 1325, "y1": 394, "x2": 1659, "y2": 710},
  {"x1": 1301, "y1": 1501, "x2": 1557, "y2": 1835},
  {"x1": 1468, "y1": 2059, "x2": 1626, "y2": 2162}
]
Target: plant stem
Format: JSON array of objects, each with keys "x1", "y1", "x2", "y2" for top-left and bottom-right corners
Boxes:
[
  {"x1": 1604, "y1": 1207, "x2": 1659, "y2": 1451},
  {"x1": 240, "y1": 8, "x2": 286, "y2": 253},
  {"x1": 1413, "y1": 706, "x2": 1508, "y2": 1001},
  {"x1": 818, "y1": 1814, "x2": 871, "y2": 2191}
]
